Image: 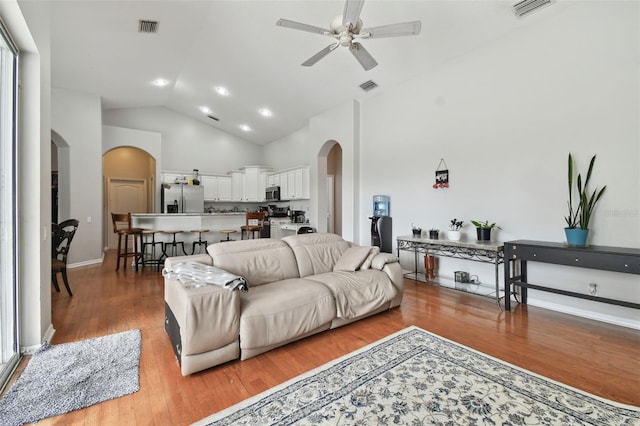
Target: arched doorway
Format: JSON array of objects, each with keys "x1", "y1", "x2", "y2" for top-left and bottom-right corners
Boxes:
[
  {"x1": 317, "y1": 141, "x2": 342, "y2": 235},
  {"x1": 51, "y1": 131, "x2": 71, "y2": 224},
  {"x1": 102, "y1": 147, "x2": 156, "y2": 249}
]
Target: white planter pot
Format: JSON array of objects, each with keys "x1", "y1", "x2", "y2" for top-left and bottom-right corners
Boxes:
[{"x1": 448, "y1": 230, "x2": 461, "y2": 241}]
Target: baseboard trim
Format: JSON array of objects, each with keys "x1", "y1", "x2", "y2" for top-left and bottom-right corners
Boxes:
[
  {"x1": 67, "y1": 255, "x2": 104, "y2": 269},
  {"x1": 528, "y1": 299, "x2": 640, "y2": 330},
  {"x1": 21, "y1": 323, "x2": 56, "y2": 355}
]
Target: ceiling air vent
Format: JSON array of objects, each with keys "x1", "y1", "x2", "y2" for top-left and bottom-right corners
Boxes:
[
  {"x1": 207, "y1": 115, "x2": 220, "y2": 122},
  {"x1": 513, "y1": 0, "x2": 552, "y2": 17},
  {"x1": 138, "y1": 20, "x2": 159, "y2": 33},
  {"x1": 359, "y1": 80, "x2": 378, "y2": 92}
]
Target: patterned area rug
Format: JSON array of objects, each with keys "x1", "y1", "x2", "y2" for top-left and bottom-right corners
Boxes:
[
  {"x1": 195, "y1": 326, "x2": 639, "y2": 425},
  {"x1": 0, "y1": 329, "x2": 141, "y2": 426}
]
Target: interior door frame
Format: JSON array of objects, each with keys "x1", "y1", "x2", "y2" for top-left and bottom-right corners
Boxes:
[{"x1": 104, "y1": 177, "x2": 148, "y2": 250}]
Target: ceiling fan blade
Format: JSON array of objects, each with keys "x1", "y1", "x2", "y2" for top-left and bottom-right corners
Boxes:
[
  {"x1": 349, "y1": 42, "x2": 378, "y2": 71},
  {"x1": 276, "y1": 19, "x2": 331, "y2": 36},
  {"x1": 302, "y1": 43, "x2": 339, "y2": 67},
  {"x1": 343, "y1": 0, "x2": 365, "y2": 30},
  {"x1": 361, "y1": 21, "x2": 422, "y2": 39}
]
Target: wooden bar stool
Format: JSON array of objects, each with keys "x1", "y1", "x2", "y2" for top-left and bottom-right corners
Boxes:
[
  {"x1": 111, "y1": 213, "x2": 145, "y2": 271},
  {"x1": 160, "y1": 230, "x2": 187, "y2": 258},
  {"x1": 241, "y1": 212, "x2": 266, "y2": 240},
  {"x1": 190, "y1": 229, "x2": 209, "y2": 255},
  {"x1": 141, "y1": 229, "x2": 164, "y2": 271},
  {"x1": 220, "y1": 229, "x2": 237, "y2": 242}
]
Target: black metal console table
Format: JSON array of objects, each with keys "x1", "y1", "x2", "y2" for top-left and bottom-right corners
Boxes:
[
  {"x1": 504, "y1": 240, "x2": 640, "y2": 311},
  {"x1": 397, "y1": 236, "x2": 504, "y2": 309}
]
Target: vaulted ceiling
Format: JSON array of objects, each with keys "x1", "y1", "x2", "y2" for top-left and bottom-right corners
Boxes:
[{"x1": 50, "y1": 0, "x2": 559, "y2": 144}]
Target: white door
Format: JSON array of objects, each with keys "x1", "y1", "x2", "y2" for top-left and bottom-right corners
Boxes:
[
  {"x1": 327, "y1": 175, "x2": 335, "y2": 234},
  {"x1": 106, "y1": 178, "x2": 147, "y2": 249}
]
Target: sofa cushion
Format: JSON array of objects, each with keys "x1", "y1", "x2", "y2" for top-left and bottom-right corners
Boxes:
[
  {"x1": 282, "y1": 233, "x2": 350, "y2": 278},
  {"x1": 239, "y1": 278, "x2": 336, "y2": 350},
  {"x1": 207, "y1": 239, "x2": 300, "y2": 286},
  {"x1": 305, "y1": 269, "x2": 398, "y2": 319},
  {"x1": 333, "y1": 246, "x2": 376, "y2": 272},
  {"x1": 360, "y1": 246, "x2": 380, "y2": 270}
]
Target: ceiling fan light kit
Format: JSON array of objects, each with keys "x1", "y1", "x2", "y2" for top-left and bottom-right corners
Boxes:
[{"x1": 276, "y1": 0, "x2": 421, "y2": 71}]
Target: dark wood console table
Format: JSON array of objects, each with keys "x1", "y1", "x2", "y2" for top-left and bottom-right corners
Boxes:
[{"x1": 504, "y1": 240, "x2": 640, "y2": 311}]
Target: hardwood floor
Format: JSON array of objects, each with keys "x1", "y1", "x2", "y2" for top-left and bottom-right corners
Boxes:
[{"x1": 18, "y1": 251, "x2": 640, "y2": 424}]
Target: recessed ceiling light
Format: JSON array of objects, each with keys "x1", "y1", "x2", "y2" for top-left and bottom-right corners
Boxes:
[
  {"x1": 199, "y1": 106, "x2": 212, "y2": 114},
  {"x1": 239, "y1": 124, "x2": 252, "y2": 132},
  {"x1": 152, "y1": 78, "x2": 169, "y2": 87},
  {"x1": 215, "y1": 86, "x2": 229, "y2": 96},
  {"x1": 258, "y1": 108, "x2": 273, "y2": 117}
]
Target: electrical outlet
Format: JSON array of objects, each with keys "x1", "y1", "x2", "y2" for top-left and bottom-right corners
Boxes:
[
  {"x1": 87, "y1": 216, "x2": 92, "y2": 224},
  {"x1": 588, "y1": 282, "x2": 598, "y2": 296}
]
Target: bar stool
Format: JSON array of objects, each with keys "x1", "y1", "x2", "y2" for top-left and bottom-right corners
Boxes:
[
  {"x1": 160, "y1": 230, "x2": 187, "y2": 258},
  {"x1": 241, "y1": 212, "x2": 266, "y2": 240},
  {"x1": 220, "y1": 229, "x2": 237, "y2": 242},
  {"x1": 141, "y1": 229, "x2": 164, "y2": 271},
  {"x1": 190, "y1": 229, "x2": 209, "y2": 255},
  {"x1": 111, "y1": 213, "x2": 145, "y2": 271}
]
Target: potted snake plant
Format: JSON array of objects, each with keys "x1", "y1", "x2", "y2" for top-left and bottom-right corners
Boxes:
[{"x1": 564, "y1": 153, "x2": 606, "y2": 246}]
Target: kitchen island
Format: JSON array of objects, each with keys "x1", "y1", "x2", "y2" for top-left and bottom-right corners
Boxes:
[{"x1": 131, "y1": 213, "x2": 246, "y2": 254}]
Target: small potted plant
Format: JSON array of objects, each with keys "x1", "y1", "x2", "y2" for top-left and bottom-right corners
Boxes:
[
  {"x1": 448, "y1": 219, "x2": 463, "y2": 241},
  {"x1": 564, "y1": 153, "x2": 606, "y2": 246},
  {"x1": 471, "y1": 220, "x2": 501, "y2": 242},
  {"x1": 411, "y1": 223, "x2": 422, "y2": 238},
  {"x1": 429, "y1": 228, "x2": 439, "y2": 239}
]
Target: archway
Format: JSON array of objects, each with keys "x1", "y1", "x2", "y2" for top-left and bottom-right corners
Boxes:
[
  {"x1": 51, "y1": 130, "x2": 71, "y2": 224},
  {"x1": 317, "y1": 140, "x2": 342, "y2": 235},
  {"x1": 102, "y1": 147, "x2": 156, "y2": 249}
]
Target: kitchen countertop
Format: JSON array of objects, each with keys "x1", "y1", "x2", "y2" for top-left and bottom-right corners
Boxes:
[{"x1": 131, "y1": 212, "x2": 246, "y2": 217}]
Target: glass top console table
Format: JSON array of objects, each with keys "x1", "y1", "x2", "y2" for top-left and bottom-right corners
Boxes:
[{"x1": 397, "y1": 236, "x2": 505, "y2": 310}]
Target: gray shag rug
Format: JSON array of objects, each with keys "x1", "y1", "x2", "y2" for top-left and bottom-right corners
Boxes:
[{"x1": 0, "y1": 329, "x2": 141, "y2": 426}]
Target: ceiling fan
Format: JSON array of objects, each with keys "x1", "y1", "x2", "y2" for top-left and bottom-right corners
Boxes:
[{"x1": 276, "y1": 0, "x2": 421, "y2": 71}]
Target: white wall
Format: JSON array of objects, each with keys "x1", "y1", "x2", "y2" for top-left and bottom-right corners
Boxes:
[
  {"x1": 262, "y1": 126, "x2": 310, "y2": 170},
  {"x1": 103, "y1": 107, "x2": 262, "y2": 175},
  {"x1": 359, "y1": 2, "x2": 639, "y2": 327},
  {"x1": 4, "y1": 0, "x2": 53, "y2": 349},
  {"x1": 52, "y1": 88, "x2": 104, "y2": 265}
]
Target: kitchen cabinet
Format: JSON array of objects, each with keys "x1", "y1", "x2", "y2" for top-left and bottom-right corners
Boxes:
[
  {"x1": 267, "y1": 173, "x2": 279, "y2": 188},
  {"x1": 202, "y1": 175, "x2": 232, "y2": 201},
  {"x1": 229, "y1": 171, "x2": 244, "y2": 201},
  {"x1": 277, "y1": 166, "x2": 310, "y2": 200},
  {"x1": 162, "y1": 172, "x2": 188, "y2": 184}
]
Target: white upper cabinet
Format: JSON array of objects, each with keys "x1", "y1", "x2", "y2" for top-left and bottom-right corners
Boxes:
[
  {"x1": 202, "y1": 175, "x2": 232, "y2": 201},
  {"x1": 229, "y1": 171, "x2": 244, "y2": 201},
  {"x1": 276, "y1": 166, "x2": 309, "y2": 200}
]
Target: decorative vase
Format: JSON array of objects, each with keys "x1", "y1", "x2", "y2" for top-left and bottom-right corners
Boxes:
[
  {"x1": 476, "y1": 228, "x2": 491, "y2": 242},
  {"x1": 424, "y1": 254, "x2": 436, "y2": 280},
  {"x1": 565, "y1": 227, "x2": 589, "y2": 246},
  {"x1": 448, "y1": 230, "x2": 461, "y2": 241}
]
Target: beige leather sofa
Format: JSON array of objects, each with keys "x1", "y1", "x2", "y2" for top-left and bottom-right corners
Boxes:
[{"x1": 164, "y1": 233, "x2": 403, "y2": 375}]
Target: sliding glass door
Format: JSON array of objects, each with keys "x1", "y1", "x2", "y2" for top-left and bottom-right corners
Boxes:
[{"x1": 0, "y1": 17, "x2": 19, "y2": 389}]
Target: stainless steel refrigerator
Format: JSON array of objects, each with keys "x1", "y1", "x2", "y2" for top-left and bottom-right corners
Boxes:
[{"x1": 161, "y1": 183, "x2": 204, "y2": 213}]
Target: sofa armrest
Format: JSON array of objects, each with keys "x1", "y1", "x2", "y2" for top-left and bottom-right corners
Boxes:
[
  {"x1": 164, "y1": 276, "x2": 240, "y2": 363},
  {"x1": 371, "y1": 253, "x2": 398, "y2": 270},
  {"x1": 163, "y1": 253, "x2": 212, "y2": 270}
]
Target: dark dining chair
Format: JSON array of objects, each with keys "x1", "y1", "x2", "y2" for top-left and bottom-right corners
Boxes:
[{"x1": 51, "y1": 218, "x2": 80, "y2": 296}]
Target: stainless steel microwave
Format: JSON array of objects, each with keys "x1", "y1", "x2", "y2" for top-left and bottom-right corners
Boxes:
[{"x1": 265, "y1": 186, "x2": 280, "y2": 201}]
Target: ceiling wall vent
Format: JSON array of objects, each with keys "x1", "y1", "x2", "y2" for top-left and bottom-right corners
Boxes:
[
  {"x1": 513, "y1": 0, "x2": 552, "y2": 17},
  {"x1": 207, "y1": 115, "x2": 220, "y2": 122},
  {"x1": 138, "y1": 20, "x2": 159, "y2": 33},
  {"x1": 359, "y1": 80, "x2": 378, "y2": 92}
]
